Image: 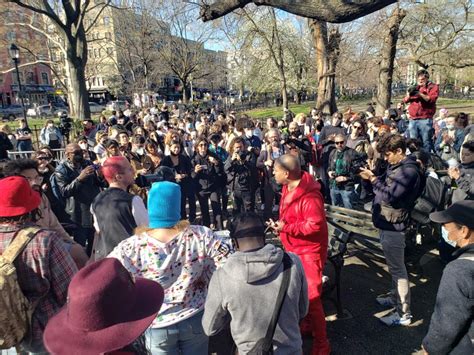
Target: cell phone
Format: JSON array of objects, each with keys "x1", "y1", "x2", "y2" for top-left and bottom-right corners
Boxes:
[
  {"x1": 92, "y1": 164, "x2": 101, "y2": 170},
  {"x1": 200, "y1": 165, "x2": 208, "y2": 170}
]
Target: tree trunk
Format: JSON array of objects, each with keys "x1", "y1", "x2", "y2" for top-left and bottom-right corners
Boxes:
[
  {"x1": 280, "y1": 81, "x2": 288, "y2": 110},
  {"x1": 65, "y1": 29, "x2": 90, "y2": 120},
  {"x1": 375, "y1": 9, "x2": 406, "y2": 116},
  {"x1": 182, "y1": 81, "x2": 189, "y2": 103},
  {"x1": 311, "y1": 20, "x2": 340, "y2": 115}
]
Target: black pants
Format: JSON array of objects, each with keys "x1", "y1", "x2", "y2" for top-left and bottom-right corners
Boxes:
[
  {"x1": 72, "y1": 226, "x2": 95, "y2": 256},
  {"x1": 180, "y1": 187, "x2": 196, "y2": 223},
  {"x1": 197, "y1": 191, "x2": 223, "y2": 230},
  {"x1": 233, "y1": 189, "x2": 255, "y2": 215}
]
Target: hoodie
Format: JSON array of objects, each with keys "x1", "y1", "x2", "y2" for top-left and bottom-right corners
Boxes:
[
  {"x1": 202, "y1": 244, "x2": 308, "y2": 355},
  {"x1": 279, "y1": 171, "x2": 329, "y2": 256}
]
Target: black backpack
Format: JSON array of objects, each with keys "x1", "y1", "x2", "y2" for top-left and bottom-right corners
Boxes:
[{"x1": 411, "y1": 175, "x2": 448, "y2": 225}]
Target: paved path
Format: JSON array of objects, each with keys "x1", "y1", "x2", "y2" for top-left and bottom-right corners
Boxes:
[{"x1": 320, "y1": 243, "x2": 443, "y2": 355}]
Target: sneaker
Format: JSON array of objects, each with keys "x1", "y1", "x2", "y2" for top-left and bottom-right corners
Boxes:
[
  {"x1": 376, "y1": 295, "x2": 396, "y2": 308},
  {"x1": 379, "y1": 312, "x2": 412, "y2": 327}
]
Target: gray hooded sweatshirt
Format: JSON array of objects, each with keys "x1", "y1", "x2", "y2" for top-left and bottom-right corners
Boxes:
[{"x1": 202, "y1": 243, "x2": 308, "y2": 354}]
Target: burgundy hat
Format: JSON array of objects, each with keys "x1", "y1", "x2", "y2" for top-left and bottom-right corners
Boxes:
[
  {"x1": 44, "y1": 258, "x2": 164, "y2": 355},
  {"x1": 0, "y1": 176, "x2": 41, "y2": 217}
]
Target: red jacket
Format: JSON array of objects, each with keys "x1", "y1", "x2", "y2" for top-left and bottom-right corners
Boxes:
[
  {"x1": 403, "y1": 81, "x2": 439, "y2": 119},
  {"x1": 279, "y1": 171, "x2": 328, "y2": 257}
]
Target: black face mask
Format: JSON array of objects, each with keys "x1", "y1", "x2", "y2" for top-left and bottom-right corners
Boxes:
[{"x1": 72, "y1": 154, "x2": 84, "y2": 164}]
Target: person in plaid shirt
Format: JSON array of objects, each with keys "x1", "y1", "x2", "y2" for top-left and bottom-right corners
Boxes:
[{"x1": 0, "y1": 176, "x2": 77, "y2": 353}]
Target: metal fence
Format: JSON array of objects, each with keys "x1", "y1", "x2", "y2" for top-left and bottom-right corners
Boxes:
[{"x1": 7, "y1": 148, "x2": 66, "y2": 160}]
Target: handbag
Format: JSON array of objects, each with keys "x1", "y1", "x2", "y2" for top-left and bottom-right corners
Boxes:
[{"x1": 246, "y1": 253, "x2": 292, "y2": 355}]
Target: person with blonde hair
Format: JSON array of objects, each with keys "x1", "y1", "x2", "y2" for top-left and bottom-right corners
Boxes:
[{"x1": 109, "y1": 181, "x2": 230, "y2": 354}]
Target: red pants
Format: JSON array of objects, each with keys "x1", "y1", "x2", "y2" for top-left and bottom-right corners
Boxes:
[{"x1": 298, "y1": 253, "x2": 330, "y2": 355}]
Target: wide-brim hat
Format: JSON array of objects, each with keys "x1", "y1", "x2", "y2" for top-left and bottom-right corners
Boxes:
[
  {"x1": 44, "y1": 258, "x2": 164, "y2": 355},
  {"x1": 0, "y1": 176, "x2": 41, "y2": 217}
]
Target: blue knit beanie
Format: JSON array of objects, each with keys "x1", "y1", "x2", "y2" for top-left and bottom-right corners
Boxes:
[{"x1": 148, "y1": 181, "x2": 181, "y2": 228}]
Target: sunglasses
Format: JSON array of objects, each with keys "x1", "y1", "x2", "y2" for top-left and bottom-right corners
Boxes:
[
  {"x1": 37, "y1": 156, "x2": 52, "y2": 161},
  {"x1": 335, "y1": 141, "x2": 345, "y2": 145},
  {"x1": 353, "y1": 126, "x2": 362, "y2": 130}
]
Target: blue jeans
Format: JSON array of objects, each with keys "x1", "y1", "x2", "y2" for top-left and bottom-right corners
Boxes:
[
  {"x1": 408, "y1": 118, "x2": 433, "y2": 152},
  {"x1": 146, "y1": 311, "x2": 208, "y2": 355},
  {"x1": 330, "y1": 186, "x2": 356, "y2": 209}
]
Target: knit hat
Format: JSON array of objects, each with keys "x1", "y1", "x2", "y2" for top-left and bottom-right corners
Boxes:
[{"x1": 148, "y1": 181, "x2": 181, "y2": 228}]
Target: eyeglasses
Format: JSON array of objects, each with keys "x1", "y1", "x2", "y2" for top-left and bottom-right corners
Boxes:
[{"x1": 335, "y1": 141, "x2": 345, "y2": 145}]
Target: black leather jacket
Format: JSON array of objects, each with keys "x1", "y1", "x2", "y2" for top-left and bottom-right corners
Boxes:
[{"x1": 54, "y1": 160, "x2": 102, "y2": 227}]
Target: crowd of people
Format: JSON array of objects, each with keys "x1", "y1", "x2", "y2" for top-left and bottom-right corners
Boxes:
[{"x1": 0, "y1": 68, "x2": 473, "y2": 355}]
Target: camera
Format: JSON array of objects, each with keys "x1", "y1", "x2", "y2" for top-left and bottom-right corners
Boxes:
[
  {"x1": 407, "y1": 85, "x2": 419, "y2": 96},
  {"x1": 135, "y1": 166, "x2": 176, "y2": 188}
]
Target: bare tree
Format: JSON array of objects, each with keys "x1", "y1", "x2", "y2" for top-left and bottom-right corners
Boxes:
[
  {"x1": 310, "y1": 20, "x2": 341, "y2": 114},
  {"x1": 199, "y1": 0, "x2": 397, "y2": 23},
  {"x1": 156, "y1": 2, "x2": 216, "y2": 103},
  {"x1": 375, "y1": 8, "x2": 405, "y2": 115},
  {"x1": 5, "y1": 0, "x2": 121, "y2": 119}
]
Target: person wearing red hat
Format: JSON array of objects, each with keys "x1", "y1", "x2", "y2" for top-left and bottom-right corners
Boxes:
[
  {"x1": 0, "y1": 176, "x2": 77, "y2": 353},
  {"x1": 43, "y1": 258, "x2": 164, "y2": 355}
]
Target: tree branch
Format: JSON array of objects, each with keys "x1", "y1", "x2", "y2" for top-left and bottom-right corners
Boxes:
[{"x1": 200, "y1": 0, "x2": 397, "y2": 23}]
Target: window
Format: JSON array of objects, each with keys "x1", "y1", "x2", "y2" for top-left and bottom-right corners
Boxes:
[
  {"x1": 26, "y1": 72, "x2": 34, "y2": 84},
  {"x1": 41, "y1": 72, "x2": 49, "y2": 85},
  {"x1": 6, "y1": 31, "x2": 16, "y2": 41},
  {"x1": 103, "y1": 16, "x2": 110, "y2": 25}
]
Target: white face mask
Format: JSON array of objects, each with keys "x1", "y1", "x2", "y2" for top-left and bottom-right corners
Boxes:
[
  {"x1": 79, "y1": 143, "x2": 88, "y2": 150},
  {"x1": 441, "y1": 226, "x2": 460, "y2": 248},
  {"x1": 245, "y1": 131, "x2": 253, "y2": 138},
  {"x1": 135, "y1": 147, "x2": 145, "y2": 155}
]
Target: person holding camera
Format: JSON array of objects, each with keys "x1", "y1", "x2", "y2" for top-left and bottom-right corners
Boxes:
[
  {"x1": 191, "y1": 137, "x2": 224, "y2": 230},
  {"x1": 403, "y1": 69, "x2": 439, "y2": 152},
  {"x1": 162, "y1": 139, "x2": 196, "y2": 222},
  {"x1": 328, "y1": 134, "x2": 365, "y2": 209},
  {"x1": 225, "y1": 136, "x2": 258, "y2": 215},
  {"x1": 284, "y1": 121, "x2": 312, "y2": 171},
  {"x1": 359, "y1": 134, "x2": 424, "y2": 327}
]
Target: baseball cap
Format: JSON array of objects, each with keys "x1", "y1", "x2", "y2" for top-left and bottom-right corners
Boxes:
[{"x1": 429, "y1": 200, "x2": 474, "y2": 229}]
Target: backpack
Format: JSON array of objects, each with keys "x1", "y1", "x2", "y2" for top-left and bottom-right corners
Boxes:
[
  {"x1": 0, "y1": 227, "x2": 41, "y2": 349},
  {"x1": 411, "y1": 176, "x2": 448, "y2": 225}
]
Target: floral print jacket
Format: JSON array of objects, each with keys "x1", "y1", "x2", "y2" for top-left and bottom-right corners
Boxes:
[{"x1": 108, "y1": 225, "x2": 230, "y2": 328}]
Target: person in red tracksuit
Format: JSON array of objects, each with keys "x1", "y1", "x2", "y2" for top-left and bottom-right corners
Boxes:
[{"x1": 268, "y1": 154, "x2": 330, "y2": 355}]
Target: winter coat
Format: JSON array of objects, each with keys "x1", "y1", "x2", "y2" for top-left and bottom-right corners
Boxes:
[
  {"x1": 202, "y1": 244, "x2": 308, "y2": 355},
  {"x1": 279, "y1": 171, "x2": 328, "y2": 256},
  {"x1": 422, "y1": 244, "x2": 474, "y2": 355}
]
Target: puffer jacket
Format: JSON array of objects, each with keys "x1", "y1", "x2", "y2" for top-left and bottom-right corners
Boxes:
[
  {"x1": 279, "y1": 171, "x2": 328, "y2": 256},
  {"x1": 372, "y1": 155, "x2": 423, "y2": 231}
]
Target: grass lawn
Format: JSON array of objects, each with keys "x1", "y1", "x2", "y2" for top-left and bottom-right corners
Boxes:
[{"x1": 244, "y1": 97, "x2": 474, "y2": 120}]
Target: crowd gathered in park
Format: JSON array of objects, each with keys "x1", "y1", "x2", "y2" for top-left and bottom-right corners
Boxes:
[{"x1": 0, "y1": 69, "x2": 473, "y2": 355}]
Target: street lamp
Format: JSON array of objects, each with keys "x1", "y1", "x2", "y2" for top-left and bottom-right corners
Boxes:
[{"x1": 9, "y1": 43, "x2": 28, "y2": 125}]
